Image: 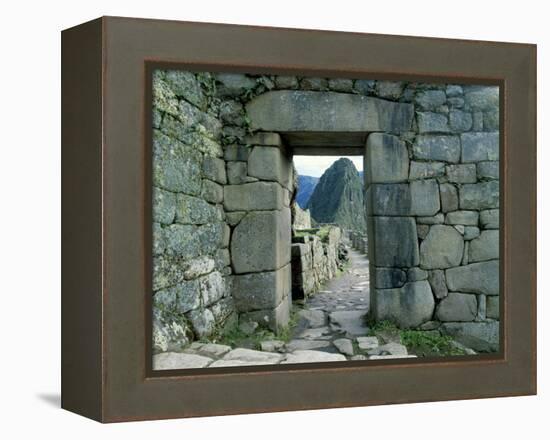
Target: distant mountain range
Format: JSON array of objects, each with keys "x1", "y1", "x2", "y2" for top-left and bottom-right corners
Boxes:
[
  {"x1": 298, "y1": 159, "x2": 366, "y2": 232},
  {"x1": 296, "y1": 175, "x2": 320, "y2": 208}
]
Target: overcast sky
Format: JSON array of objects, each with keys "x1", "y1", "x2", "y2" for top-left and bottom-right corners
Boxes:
[{"x1": 293, "y1": 155, "x2": 363, "y2": 177}]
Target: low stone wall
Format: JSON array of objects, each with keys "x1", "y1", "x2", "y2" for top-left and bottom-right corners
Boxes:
[
  {"x1": 291, "y1": 226, "x2": 345, "y2": 299},
  {"x1": 292, "y1": 203, "x2": 312, "y2": 230},
  {"x1": 350, "y1": 231, "x2": 368, "y2": 254}
]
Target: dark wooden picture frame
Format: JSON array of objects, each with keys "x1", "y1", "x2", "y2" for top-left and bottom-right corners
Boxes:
[{"x1": 61, "y1": 16, "x2": 536, "y2": 422}]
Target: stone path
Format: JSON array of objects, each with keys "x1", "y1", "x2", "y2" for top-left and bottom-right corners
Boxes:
[{"x1": 153, "y1": 246, "x2": 416, "y2": 370}]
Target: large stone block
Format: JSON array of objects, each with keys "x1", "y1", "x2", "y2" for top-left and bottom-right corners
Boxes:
[
  {"x1": 224, "y1": 182, "x2": 283, "y2": 211},
  {"x1": 480, "y1": 209, "x2": 499, "y2": 229},
  {"x1": 232, "y1": 265, "x2": 291, "y2": 312},
  {"x1": 231, "y1": 209, "x2": 291, "y2": 273},
  {"x1": 199, "y1": 271, "x2": 226, "y2": 307},
  {"x1": 175, "y1": 194, "x2": 219, "y2": 225},
  {"x1": 164, "y1": 70, "x2": 206, "y2": 110},
  {"x1": 459, "y1": 181, "x2": 499, "y2": 209},
  {"x1": 153, "y1": 187, "x2": 176, "y2": 225},
  {"x1": 445, "y1": 261, "x2": 499, "y2": 295},
  {"x1": 446, "y1": 164, "x2": 477, "y2": 183},
  {"x1": 409, "y1": 161, "x2": 445, "y2": 180},
  {"x1": 461, "y1": 132, "x2": 499, "y2": 163},
  {"x1": 374, "y1": 267, "x2": 407, "y2": 289},
  {"x1": 440, "y1": 321, "x2": 499, "y2": 352},
  {"x1": 366, "y1": 133, "x2": 410, "y2": 183},
  {"x1": 449, "y1": 110, "x2": 473, "y2": 132},
  {"x1": 370, "y1": 184, "x2": 411, "y2": 215},
  {"x1": 202, "y1": 156, "x2": 227, "y2": 184},
  {"x1": 417, "y1": 112, "x2": 450, "y2": 133},
  {"x1": 413, "y1": 135, "x2": 461, "y2": 163},
  {"x1": 435, "y1": 292, "x2": 477, "y2": 322},
  {"x1": 246, "y1": 91, "x2": 414, "y2": 133},
  {"x1": 477, "y1": 161, "x2": 499, "y2": 180},
  {"x1": 373, "y1": 281, "x2": 435, "y2": 328},
  {"x1": 373, "y1": 217, "x2": 419, "y2": 267},
  {"x1": 439, "y1": 183, "x2": 458, "y2": 213},
  {"x1": 410, "y1": 179, "x2": 440, "y2": 216},
  {"x1": 487, "y1": 296, "x2": 499, "y2": 319},
  {"x1": 469, "y1": 230, "x2": 499, "y2": 262},
  {"x1": 428, "y1": 269, "x2": 448, "y2": 299},
  {"x1": 445, "y1": 210, "x2": 479, "y2": 226},
  {"x1": 248, "y1": 146, "x2": 292, "y2": 187},
  {"x1": 463, "y1": 86, "x2": 499, "y2": 111},
  {"x1": 415, "y1": 90, "x2": 446, "y2": 110},
  {"x1": 153, "y1": 130, "x2": 202, "y2": 195},
  {"x1": 420, "y1": 225, "x2": 464, "y2": 269},
  {"x1": 239, "y1": 294, "x2": 291, "y2": 331}
]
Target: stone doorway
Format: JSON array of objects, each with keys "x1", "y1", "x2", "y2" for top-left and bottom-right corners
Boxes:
[{"x1": 152, "y1": 71, "x2": 500, "y2": 367}]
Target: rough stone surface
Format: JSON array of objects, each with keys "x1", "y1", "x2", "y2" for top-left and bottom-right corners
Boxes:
[
  {"x1": 409, "y1": 161, "x2": 445, "y2": 180},
  {"x1": 248, "y1": 146, "x2": 291, "y2": 185},
  {"x1": 440, "y1": 321, "x2": 499, "y2": 352},
  {"x1": 223, "y1": 348, "x2": 283, "y2": 363},
  {"x1": 333, "y1": 338, "x2": 355, "y2": 356},
  {"x1": 375, "y1": 267, "x2": 407, "y2": 289},
  {"x1": 246, "y1": 91, "x2": 414, "y2": 133},
  {"x1": 232, "y1": 265, "x2": 290, "y2": 311},
  {"x1": 224, "y1": 182, "x2": 283, "y2": 211},
  {"x1": 446, "y1": 164, "x2": 477, "y2": 183},
  {"x1": 370, "y1": 184, "x2": 411, "y2": 216},
  {"x1": 486, "y1": 296, "x2": 499, "y2": 319},
  {"x1": 415, "y1": 90, "x2": 446, "y2": 110},
  {"x1": 445, "y1": 210, "x2": 479, "y2": 226},
  {"x1": 440, "y1": 183, "x2": 459, "y2": 212},
  {"x1": 410, "y1": 179, "x2": 440, "y2": 216},
  {"x1": 461, "y1": 132, "x2": 499, "y2": 163},
  {"x1": 413, "y1": 135, "x2": 460, "y2": 163},
  {"x1": 202, "y1": 156, "x2": 227, "y2": 184},
  {"x1": 477, "y1": 161, "x2": 499, "y2": 180},
  {"x1": 286, "y1": 339, "x2": 331, "y2": 351},
  {"x1": 428, "y1": 270, "x2": 448, "y2": 299},
  {"x1": 435, "y1": 292, "x2": 478, "y2": 322},
  {"x1": 329, "y1": 310, "x2": 369, "y2": 336},
  {"x1": 469, "y1": 230, "x2": 499, "y2": 262},
  {"x1": 420, "y1": 225, "x2": 464, "y2": 269},
  {"x1": 175, "y1": 194, "x2": 220, "y2": 224},
  {"x1": 373, "y1": 281, "x2": 435, "y2": 328},
  {"x1": 446, "y1": 261, "x2": 499, "y2": 295},
  {"x1": 260, "y1": 340, "x2": 285, "y2": 353},
  {"x1": 459, "y1": 181, "x2": 499, "y2": 209},
  {"x1": 464, "y1": 226, "x2": 481, "y2": 240},
  {"x1": 373, "y1": 217, "x2": 420, "y2": 267},
  {"x1": 449, "y1": 110, "x2": 473, "y2": 132},
  {"x1": 367, "y1": 342, "x2": 408, "y2": 356},
  {"x1": 463, "y1": 86, "x2": 499, "y2": 111},
  {"x1": 366, "y1": 134, "x2": 409, "y2": 183},
  {"x1": 480, "y1": 209, "x2": 499, "y2": 229},
  {"x1": 153, "y1": 352, "x2": 212, "y2": 370},
  {"x1": 417, "y1": 112, "x2": 449, "y2": 133},
  {"x1": 231, "y1": 209, "x2": 291, "y2": 273},
  {"x1": 408, "y1": 267, "x2": 428, "y2": 282},
  {"x1": 281, "y1": 350, "x2": 347, "y2": 364},
  {"x1": 356, "y1": 336, "x2": 379, "y2": 350}
]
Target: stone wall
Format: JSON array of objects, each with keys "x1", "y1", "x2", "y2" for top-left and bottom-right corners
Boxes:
[
  {"x1": 364, "y1": 84, "x2": 500, "y2": 351},
  {"x1": 151, "y1": 70, "x2": 234, "y2": 353},
  {"x1": 152, "y1": 69, "x2": 500, "y2": 353},
  {"x1": 291, "y1": 227, "x2": 344, "y2": 299}
]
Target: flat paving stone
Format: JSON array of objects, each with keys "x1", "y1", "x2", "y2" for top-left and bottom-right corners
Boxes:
[
  {"x1": 222, "y1": 348, "x2": 283, "y2": 363},
  {"x1": 329, "y1": 310, "x2": 369, "y2": 337},
  {"x1": 196, "y1": 343, "x2": 232, "y2": 357},
  {"x1": 296, "y1": 327, "x2": 331, "y2": 339},
  {"x1": 208, "y1": 359, "x2": 277, "y2": 368},
  {"x1": 367, "y1": 342, "x2": 408, "y2": 356},
  {"x1": 286, "y1": 339, "x2": 332, "y2": 351},
  {"x1": 357, "y1": 336, "x2": 379, "y2": 350},
  {"x1": 333, "y1": 338, "x2": 354, "y2": 356},
  {"x1": 260, "y1": 340, "x2": 285, "y2": 353},
  {"x1": 281, "y1": 350, "x2": 347, "y2": 364},
  {"x1": 297, "y1": 309, "x2": 326, "y2": 328},
  {"x1": 153, "y1": 352, "x2": 213, "y2": 370}
]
